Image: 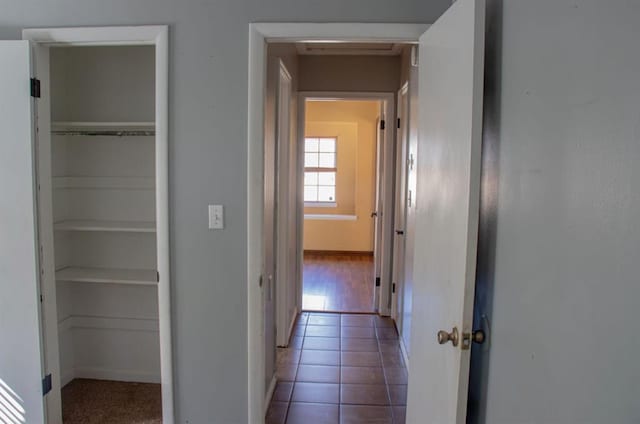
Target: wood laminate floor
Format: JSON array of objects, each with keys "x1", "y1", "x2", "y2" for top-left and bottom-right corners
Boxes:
[{"x1": 303, "y1": 253, "x2": 375, "y2": 313}]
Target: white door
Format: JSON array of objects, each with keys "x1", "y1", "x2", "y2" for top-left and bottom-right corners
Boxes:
[
  {"x1": 275, "y1": 60, "x2": 293, "y2": 347},
  {"x1": 406, "y1": 0, "x2": 485, "y2": 422},
  {"x1": 372, "y1": 116, "x2": 384, "y2": 311},
  {"x1": 391, "y1": 84, "x2": 410, "y2": 325},
  {"x1": 0, "y1": 40, "x2": 47, "y2": 424}
]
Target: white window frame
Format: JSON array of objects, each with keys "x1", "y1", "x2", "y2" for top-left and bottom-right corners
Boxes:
[{"x1": 303, "y1": 136, "x2": 338, "y2": 207}]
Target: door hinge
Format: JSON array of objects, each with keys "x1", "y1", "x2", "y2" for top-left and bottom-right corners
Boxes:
[
  {"x1": 30, "y1": 78, "x2": 41, "y2": 98},
  {"x1": 42, "y1": 374, "x2": 52, "y2": 396},
  {"x1": 392, "y1": 283, "x2": 396, "y2": 293},
  {"x1": 380, "y1": 120, "x2": 385, "y2": 130},
  {"x1": 40, "y1": 294, "x2": 44, "y2": 303},
  {"x1": 397, "y1": 118, "x2": 401, "y2": 129},
  {"x1": 375, "y1": 277, "x2": 381, "y2": 287},
  {"x1": 156, "y1": 271, "x2": 160, "y2": 282}
]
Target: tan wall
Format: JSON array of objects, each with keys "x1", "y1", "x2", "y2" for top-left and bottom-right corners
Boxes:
[
  {"x1": 299, "y1": 55, "x2": 400, "y2": 92},
  {"x1": 303, "y1": 100, "x2": 379, "y2": 252}
]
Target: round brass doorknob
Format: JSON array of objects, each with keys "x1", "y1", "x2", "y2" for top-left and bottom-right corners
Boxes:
[{"x1": 437, "y1": 327, "x2": 459, "y2": 347}]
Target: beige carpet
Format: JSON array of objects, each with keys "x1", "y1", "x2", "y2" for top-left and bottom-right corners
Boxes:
[{"x1": 62, "y1": 379, "x2": 162, "y2": 424}]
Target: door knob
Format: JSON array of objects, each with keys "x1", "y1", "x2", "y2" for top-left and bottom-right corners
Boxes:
[
  {"x1": 371, "y1": 211, "x2": 378, "y2": 218},
  {"x1": 437, "y1": 327, "x2": 459, "y2": 347},
  {"x1": 395, "y1": 229, "x2": 404, "y2": 235}
]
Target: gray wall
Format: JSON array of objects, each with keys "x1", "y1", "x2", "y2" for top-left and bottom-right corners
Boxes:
[
  {"x1": 470, "y1": 0, "x2": 640, "y2": 423},
  {"x1": 3, "y1": 0, "x2": 640, "y2": 422},
  {"x1": 0, "y1": 1, "x2": 449, "y2": 423}
]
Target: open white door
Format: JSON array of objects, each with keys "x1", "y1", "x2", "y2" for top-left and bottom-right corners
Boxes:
[
  {"x1": 406, "y1": 0, "x2": 485, "y2": 422},
  {"x1": 0, "y1": 40, "x2": 46, "y2": 424},
  {"x1": 372, "y1": 116, "x2": 384, "y2": 311}
]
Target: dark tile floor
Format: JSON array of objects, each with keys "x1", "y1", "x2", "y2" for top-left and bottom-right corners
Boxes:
[{"x1": 267, "y1": 312, "x2": 407, "y2": 424}]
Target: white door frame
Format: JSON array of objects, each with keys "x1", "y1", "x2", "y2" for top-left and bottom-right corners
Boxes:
[
  {"x1": 22, "y1": 25, "x2": 174, "y2": 424},
  {"x1": 247, "y1": 22, "x2": 429, "y2": 422},
  {"x1": 296, "y1": 91, "x2": 395, "y2": 315}
]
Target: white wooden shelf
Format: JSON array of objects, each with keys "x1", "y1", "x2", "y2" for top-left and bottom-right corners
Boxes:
[
  {"x1": 56, "y1": 266, "x2": 158, "y2": 286},
  {"x1": 52, "y1": 121, "x2": 155, "y2": 131},
  {"x1": 52, "y1": 121, "x2": 155, "y2": 136},
  {"x1": 53, "y1": 176, "x2": 155, "y2": 190},
  {"x1": 54, "y1": 220, "x2": 156, "y2": 233}
]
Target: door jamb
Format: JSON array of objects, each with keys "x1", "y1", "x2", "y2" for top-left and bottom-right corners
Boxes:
[
  {"x1": 248, "y1": 22, "x2": 429, "y2": 422},
  {"x1": 22, "y1": 25, "x2": 174, "y2": 424}
]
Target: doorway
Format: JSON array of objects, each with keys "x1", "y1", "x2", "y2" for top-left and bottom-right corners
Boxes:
[
  {"x1": 250, "y1": 5, "x2": 486, "y2": 421},
  {"x1": 20, "y1": 26, "x2": 173, "y2": 424},
  {"x1": 301, "y1": 99, "x2": 381, "y2": 313}
]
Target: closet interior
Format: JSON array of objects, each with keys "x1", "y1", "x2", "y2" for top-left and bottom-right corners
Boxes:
[{"x1": 47, "y1": 45, "x2": 162, "y2": 421}]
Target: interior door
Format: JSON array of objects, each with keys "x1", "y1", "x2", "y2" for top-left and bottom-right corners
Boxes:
[
  {"x1": 406, "y1": 0, "x2": 485, "y2": 422},
  {"x1": 372, "y1": 115, "x2": 384, "y2": 311},
  {"x1": 391, "y1": 84, "x2": 410, "y2": 325},
  {"x1": 0, "y1": 40, "x2": 47, "y2": 424},
  {"x1": 263, "y1": 57, "x2": 278, "y2": 395},
  {"x1": 275, "y1": 60, "x2": 293, "y2": 347}
]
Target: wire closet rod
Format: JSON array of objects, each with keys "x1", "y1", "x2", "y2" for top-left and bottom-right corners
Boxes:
[{"x1": 52, "y1": 130, "x2": 155, "y2": 137}]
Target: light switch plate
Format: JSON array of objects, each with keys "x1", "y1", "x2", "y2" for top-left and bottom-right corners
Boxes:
[{"x1": 208, "y1": 205, "x2": 224, "y2": 229}]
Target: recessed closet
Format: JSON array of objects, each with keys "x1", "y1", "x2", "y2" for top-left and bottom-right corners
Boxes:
[{"x1": 46, "y1": 45, "x2": 162, "y2": 421}]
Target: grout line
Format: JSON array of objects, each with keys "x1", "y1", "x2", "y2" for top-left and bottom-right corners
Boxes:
[{"x1": 276, "y1": 312, "x2": 405, "y2": 423}]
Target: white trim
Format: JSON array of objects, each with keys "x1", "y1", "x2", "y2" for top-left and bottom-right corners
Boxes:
[
  {"x1": 23, "y1": 25, "x2": 174, "y2": 424},
  {"x1": 252, "y1": 23, "x2": 429, "y2": 43},
  {"x1": 304, "y1": 214, "x2": 357, "y2": 221},
  {"x1": 304, "y1": 202, "x2": 337, "y2": 208},
  {"x1": 22, "y1": 26, "x2": 168, "y2": 46},
  {"x1": 264, "y1": 375, "x2": 278, "y2": 415},
  {"x1": 74, "y1": 367, "x2": 160, "y2": 384},
  {"x1": 248, "y1": 23, "x2": 426, "y2": 422},
  {"x1": 284, "y1": 307, "x2": 299, "y2": 348},
  {"x1": 399, "y1": 334, "x2": 410, "y2": 369}
]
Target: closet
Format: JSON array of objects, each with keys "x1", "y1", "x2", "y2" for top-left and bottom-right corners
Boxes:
[{"x1": 46, "y1": 45, "x2": 162, "y2": 419}]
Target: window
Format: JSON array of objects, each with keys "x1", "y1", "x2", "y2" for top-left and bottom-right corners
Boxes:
[{"x1": 304, "y1": 137, "x2": 337, "y2": 204}]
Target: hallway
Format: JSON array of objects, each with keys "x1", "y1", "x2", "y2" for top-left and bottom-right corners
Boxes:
[
  {"x1": 302, "y1": 254, "x2": 374, "y2": 313},
  {"x1": 266, "y1": 312, "x2": 407, "y2": 424}
]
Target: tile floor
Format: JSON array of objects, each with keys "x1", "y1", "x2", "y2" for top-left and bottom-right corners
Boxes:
[{"x1": 267, "y1": 312, "x2": 407, "y2": 424}]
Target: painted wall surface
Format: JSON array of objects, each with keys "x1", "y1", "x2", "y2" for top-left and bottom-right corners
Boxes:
[
  {"x1": 299, "y1": 55, "x2": 401, "y2": 93},
  {"x1": 469, "y1": 1, "x2": 640, "y2": 423},
  {"x1": 0, "y1": 2, "x2": 450, "y2": 422},
  {"x1": 304, "y1": 101, "x2": 379, "y2": 252},
  {"x1": 4, "y1": 0, "x2": 640, "y2": 423}
]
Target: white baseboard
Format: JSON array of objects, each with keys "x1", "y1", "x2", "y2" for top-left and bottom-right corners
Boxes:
[
  {"x1": 73, "y1": 367, "x2": 161, "y2": 384},
  {"x1": 286, "y1": 307, "x2": 299, "y2": 344},
  {"x1": 399, "y1": 335, "x2": 410, "y2": 369},
  {"x1": 264, "y1": 374, "x2": 278, "y2": 415}
]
